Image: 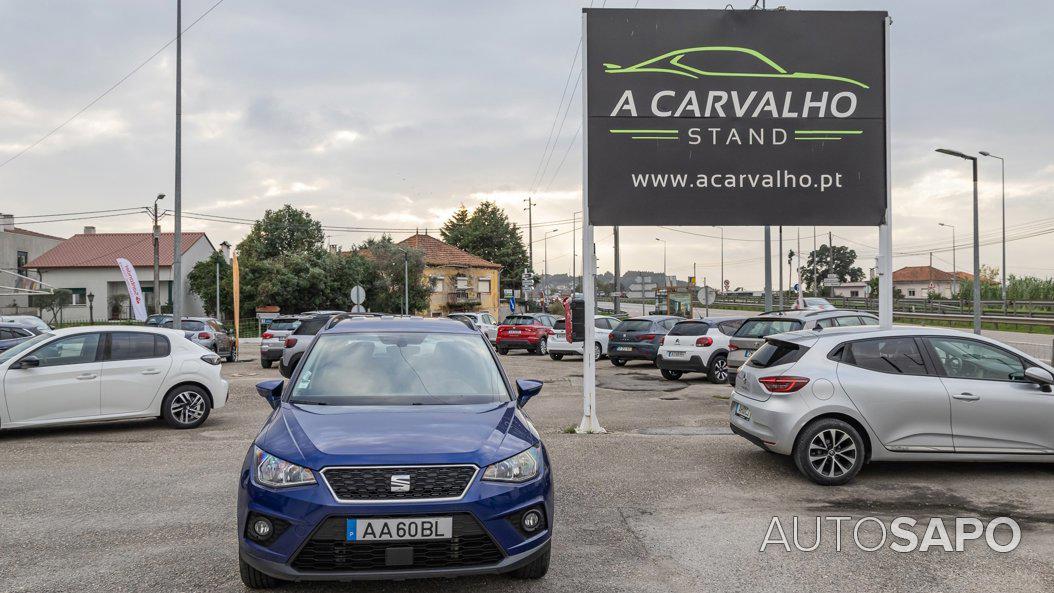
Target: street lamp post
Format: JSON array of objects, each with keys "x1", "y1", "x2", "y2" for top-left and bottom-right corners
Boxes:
[
  {"x1": 152, "y1": 193, "x2": 164, "y2": 315},
  {"x1": 654, "y1": 238, "x2": 667, "y2": 287},
  {"x1": 980, "y1": 151, "x2": 1007, "y2": 312},
  {"x1": 571, "y1": 211, "x2": 581, "y2": 293},
  {"x1": 938, "y1": 222, "x2": 957, "y2": 296},
  {"x1": 87, "y1": 292, "x2": 95, "y2": 324},
  {"x1": 936, "y1": 148, "x2": 981, "y2": 334}
]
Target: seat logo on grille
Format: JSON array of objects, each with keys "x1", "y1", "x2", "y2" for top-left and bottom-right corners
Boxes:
[{"x1": 389, "y1": 474, "x2": 411, "y2": 492}]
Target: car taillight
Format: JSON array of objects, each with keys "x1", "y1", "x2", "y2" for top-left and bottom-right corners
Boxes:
[
  {"x1": 637, "y1": 334, "x2": 656, "y2": 341},
  {"x1": 660, "y1": 336, "x2": 665, "y2": 346},
  {"x1": 261, "y1": 332, "x2": 273, "y2": 339},
  {"x1": 197, "y1": 332, "x2": 210, "y2": 340},
  {"x1": 758, "y1": 376, "x2": 810, "y2": 394},
  {"x1": 729, "y1": 343, "x2": 739, "y2": 351},
  {"x1": 695, "y1": 336, "x2": 714, "y2": 347},
  {"x1": 284, "y1": 337, "x2": 297, "y2": 348}
]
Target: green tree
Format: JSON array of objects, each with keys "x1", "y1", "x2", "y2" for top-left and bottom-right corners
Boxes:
[
  {"x1": 241, "y1": 251, "x2": 373, "y2": 315},
  {"x1": 187, "y1": 252, "x2": 233, "y2": 319},
  {"x1": 237, "y1": 205, "x2": 326, "y2": 261},
  {"x1": 440, "y1": 201, "x2": 528, "y2": 287},
  {"x1": 30, "y1": 289, "x2": 72, "y2": 324},
  {"x1": 799, "y1": 244, "x2": 864, "y2": 293},
  {"x1": 360, "y1": 236, "x2": 431, "y2": 314}
]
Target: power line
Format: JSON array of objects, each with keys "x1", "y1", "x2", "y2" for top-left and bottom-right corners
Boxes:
[
  {"x1": 12, "y1": 207, "x2": 146, "y2": 221},
  {"x1": 0, "y1": 0, "x2": 229, "y2": 171}
]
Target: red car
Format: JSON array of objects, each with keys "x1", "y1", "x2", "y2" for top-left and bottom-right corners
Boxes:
[{"x1": 495, "y1": 313, "x2": 559, "y2": 356}]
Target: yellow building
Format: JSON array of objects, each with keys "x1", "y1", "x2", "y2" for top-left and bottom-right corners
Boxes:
[{"x1": 399, "y1": 234, "x2": 502, "y2": 318}]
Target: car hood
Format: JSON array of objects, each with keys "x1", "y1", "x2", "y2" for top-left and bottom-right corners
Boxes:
[{"x1": 254, "y1": 400, "x2": 539, "y2": 470}]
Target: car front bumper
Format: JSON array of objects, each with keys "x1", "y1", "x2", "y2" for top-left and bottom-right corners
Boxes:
[{"x1": 238, "y1": 459, "x2": 554, "y2": 581}]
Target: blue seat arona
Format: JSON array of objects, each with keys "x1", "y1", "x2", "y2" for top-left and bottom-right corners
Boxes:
[{"x1": 237, "y1": 316, "x2": 552, "y2": 587}]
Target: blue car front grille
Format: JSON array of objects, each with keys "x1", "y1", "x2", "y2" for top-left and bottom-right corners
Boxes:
[
  {"x1": 321, "y1": 465, "x2": 477, "y2": 502},
  {"x1": 291, "y1": 514, "x2": 503, "y2": 572}
]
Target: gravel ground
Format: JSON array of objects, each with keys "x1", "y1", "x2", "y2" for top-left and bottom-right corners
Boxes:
[{"x1": 2, "y1": 350, "x2": 1053, "y2": 593}]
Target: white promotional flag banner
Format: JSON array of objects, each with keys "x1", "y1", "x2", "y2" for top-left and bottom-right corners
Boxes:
[{"x1": 116, "y1": 257, "x2": 148, "y2": 321}]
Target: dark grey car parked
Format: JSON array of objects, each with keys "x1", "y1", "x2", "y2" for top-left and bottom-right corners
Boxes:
[
  {"x1": 0, "y1": 322, "x2": 41, "y2": 352},
  {"x1": 607, "y1": 315, "x2": 684, "y2": 366}
]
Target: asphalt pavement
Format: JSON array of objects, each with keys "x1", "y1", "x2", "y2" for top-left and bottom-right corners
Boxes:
[{"x1": 2, "y1": 352, "x2": 1053, "y2": 592}]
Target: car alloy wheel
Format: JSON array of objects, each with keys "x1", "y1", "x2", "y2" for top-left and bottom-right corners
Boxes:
[
  {"x1": 537, "y1": 338, "x2": 548, "y2": 355},
  {"x1": 793, "y1": 419, "x2": 865, "y2": 486},
  {"x1": 170, "y1": 390, "x2": 207, "y2": 425},
  {"x1": 708, "y1": 356, "x2": 728, "y2": 383},
  {"x1": 594, "y1": 342, "x2": 602, "y2": 360},
  {"x1": 808, "y1": 429, "x2": 857, "y2": 479}
]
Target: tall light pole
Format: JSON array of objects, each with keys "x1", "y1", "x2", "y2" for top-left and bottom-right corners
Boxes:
[
  {"x1": 172, "y1": 0, "x2": 184, "y2": 331},
  {"x1": 571, "y1": 211, "x2": 581, "y2": 293},
  {"x1": 714, "y1": 226, "x2": 724, "y2": 293},
  {"x1": 543, "y1": 228, "x2": 558, "y2": 296},
  {"x1": 938, "y1": 222, "x2": 957, "y2": 296},
  {"x1": 936, "y1": 148, "x2": 981, "y2": 334},
  {"x1": 980, "y1": 151, "x2": 1007, "y2": 312},
  {"x1": 523, "y1": 197, "x2": 536, "y2": 276},
  {"x1": 654, "y1": 238, "x2": 667, "y2": 286},
  {"x1": 152, "y1": 193, "x2": 164, "y2": 314}
]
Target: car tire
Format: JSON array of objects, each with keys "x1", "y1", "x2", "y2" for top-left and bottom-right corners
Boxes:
[
  {"x1": 549, "y1": 353, "x2": 564, "y2": 361},
  {"x1": 707, "y1": 354, "x2": 729, "y2": 384},
  {"x1": 161, "y1": 385, "x2": 211, "y2": 429},
  {"x1": 239, "y1": 557, "x2": 282, "y2": 589},
  {"x1": 537, "y1": 338, "x2": 548, "y2": 356},
  {"x1": 660, "y1": 369, "x2": 683, "y2": 380},
  {"x1": 260, "y1": 359, "x2": 272, "y2": 369},
  {"x1": 793, "y1": 418, "x2": 865, "y2": 486},
  {"x1": 611, "y1": 357, "x2": 626, "y2": 367},
  {"x1": 510, "y1": 545, "x2": 550, "y2": 580},
  {"x1": 225, "y1": 344, "x2": 237, "y2": 363},
  {"x1": 593, "y1": 342, "x2": 602, "y2": 361},
  {"x1": 497, "y1": 347, "x2": 509, "y2": 355}
]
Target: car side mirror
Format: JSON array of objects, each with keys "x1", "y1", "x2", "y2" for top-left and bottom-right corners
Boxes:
[
  {"x1": 515, "y1": 379, "x2": 543, "y2": 408},
  {"x1": 1024, "y1": 367, "x2": 1054, "y2": 392},
  {"x1": 256, "y1": 379, "x2": 284, "y2": 409},
  {"x1": 14, "y1": 355, "x2": 40, "y2": 369}
]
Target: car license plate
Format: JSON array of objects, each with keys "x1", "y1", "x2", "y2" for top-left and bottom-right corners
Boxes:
[
  {"x1": 508, "y1": 330, "x2": 521, "y2": 335},
  {"x1": 617, "y1": 346, "x2": 632, "y2": 351},
  {"x1": 346, "y1": 517, "x2": 452, "y2": 542},
  {"x1": 741, "y1": 349, "x2": 753, "y2": 358},
  {"x1": 665, "y1": 350, "x2": 686, "y2": 359},
  {"x1": 733, "y1": 402, "x2": 751, "y2": 421}
]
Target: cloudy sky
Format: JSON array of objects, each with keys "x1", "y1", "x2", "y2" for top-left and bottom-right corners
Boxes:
[{"x1": 1, "y1": 0, "x2": 1052, "y2": 289}]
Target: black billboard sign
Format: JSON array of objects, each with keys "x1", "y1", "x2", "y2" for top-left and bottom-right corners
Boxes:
[{"x1": 585, "y1": 9, "x2": 888, "y2": 226}]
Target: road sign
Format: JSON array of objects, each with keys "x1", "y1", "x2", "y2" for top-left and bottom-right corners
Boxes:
[
  {"x1": 822, "y1": 277, "x2": 841, "y2": 287},
  {"x1": 585, "y1": 8, "x2": 888, "y2": 226},
  {"x1": 697, "y1": 287, "x2": 716, "y2": 306},
  {"x1": 350, "y1": 285, "x2": 365, "y2": 305},
  {"x1": 350, "y1": 304, "x2": 366, "y2": 313}
]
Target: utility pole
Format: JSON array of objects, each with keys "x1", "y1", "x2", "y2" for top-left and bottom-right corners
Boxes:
[
  {"x1": 152, "y1": 193, "x2": 164, "y2": 314},
  {"x1": 763, "y1": 226, "x2": 772, "y2": 311},
  {"x1": 980, "y1": 151, "x2": 1007, "y2": 312},
  {"x1": 936, "y1": 148, "x2": 982, "y2": 334},
  {"x1": 403, "y1": 252, "x2": 409, "y2": 315},
  {"x1": 613, "y1": 225, "x2": 621, "y2": 314},
  {"x1": 778, "y1": 226, "x2": 784, "y2": 309},
  {"x1": 572, "y1": 211, "x2": 580, "y2": 293},
  {"x1": 812, "y1": 225, "x2": 817, "y2": 296},
  {"x1": 827, "y1": 231, "x2": 834, "y2": 298},
  {"x1": 939, "y1": 223, "x2": 957, "y2": 295},
  {"x1": 172, "y1": 0, "x2": 184, "y2": 331},
  {"x1": 719, "y1": 226, "x2": 724, "y2": 294},
  {"x1": 655, "y1": 238, "x2": 667, "y2": 287},
  {"x1": 524, "y1": 196, "x2": 536, "y2": 278},
  {"x1": 215, "y1": 258, "x2": 220, "y2": 320}
]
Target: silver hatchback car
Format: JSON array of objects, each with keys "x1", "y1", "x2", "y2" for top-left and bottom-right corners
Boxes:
[{"x1": 730, "y1": 326, "x2": 1054, "y2": 485}]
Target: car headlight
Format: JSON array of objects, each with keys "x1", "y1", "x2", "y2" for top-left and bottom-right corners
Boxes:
[
  {"x1": 253, "y1": 446, "x2": 317, "y2": 488},
  {"x1": 482, "y1": 446, "x2": 542, "y2": 483}
]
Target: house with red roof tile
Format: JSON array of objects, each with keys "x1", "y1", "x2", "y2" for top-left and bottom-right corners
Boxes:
[
  {"x1": 398, "y1": 233, "x2": 502, "y2": 318},
  {"x1": 25, "y1": 226, "x2": 216, "y2": 322}
]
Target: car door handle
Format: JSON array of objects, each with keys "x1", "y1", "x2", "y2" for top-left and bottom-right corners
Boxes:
[
  {"x1": 76, "y1": 373, "x2": 97, "y2": 380},
  {"x1": 953, "y1": 392, "x2": 980, "y2": 401},
  {"x1": 141, "y1": 369, "x2": 161, "y2": 375}
]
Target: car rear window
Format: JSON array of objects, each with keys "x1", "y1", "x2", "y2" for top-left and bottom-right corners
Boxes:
[
  {"x1": 735, "y1": 318, "x2": 803, "y2": 338},
  {"x1": 554, "y1": 319, "x2": 566, "y2": 331},
  {"x1": 294, "y1": 317, "x2": 332, "y2": 335},
  {"x1": 614, "y1": 319, "x2": 653, "y2": 332},
  {"x1": 748, "y1": 340, "x2": 809, "y2": 368},
  {"x1": 718, "y1": 320, "x2": 744, "y2": 335},
  {"x1": 163, "y1": 320, "x2": 205, "y2": 331},
  {"x1": 668, "y1": 321, "x2": 709, "y2": 336},
  {"x1": 503, "y1": 316, "x2": 537, "y2": 326},
  {"x1": 268, "y1": 319, "x2": 301, "y2": 331}
]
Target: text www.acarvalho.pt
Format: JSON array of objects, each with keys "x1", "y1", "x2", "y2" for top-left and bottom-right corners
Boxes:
[{"x1": 631, "y1": 170, "x2": 845, "y2": 192}]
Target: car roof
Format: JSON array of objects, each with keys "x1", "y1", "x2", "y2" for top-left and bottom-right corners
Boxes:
[
  {"x1": 325, "y1": 316, "x2": 478, "y2": 334},
  {"x1": 625, "y1": 315, "x2": 681, "y2": 321},
  {"x1": 45, "y1": 325, "x2": 186, "y2": 338},
  {"x1": 0, "y1": 321, "x2": 35, "y2": 328},
  {"x1": 748, "y1": 309, "x2": 872, "y2": 320}
]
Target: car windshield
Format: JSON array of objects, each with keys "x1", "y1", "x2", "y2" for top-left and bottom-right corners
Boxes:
[
  {"x1": 735, "y1": 318, "x2": 803, "y2": 338},
  {"x1": 0, "y1": 333, "x2": 52, "y2": 364},
  {"x1": 503, "y1": 316, "x2": 536, "y2": 325},
  {"x1": 614, "y1": 319, "x2": 653, "y2": 332},
  {"x1": 268, "y1": 319, "x2": 301, "y2": 331},
  {"x1": 289, "y1": 332, "x2": 509, "y2": 405}
]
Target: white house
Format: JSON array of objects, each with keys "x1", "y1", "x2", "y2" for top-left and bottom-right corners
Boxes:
[
  {"x1": 0, "y1": 213, "x2": 65, "y2": 312},
  {"x1": 892, "y1": 265, "x2": 972, "y2": 299},
  {"x1": 26, "y1": 227, "x2": 216, "y2": 323},
  {"x1": 830, "y1": 281, "x2": 869, "y2": 298}
]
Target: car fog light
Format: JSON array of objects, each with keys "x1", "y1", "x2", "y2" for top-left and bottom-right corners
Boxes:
[
  {"x1": 522, "y1": 510, "x2": 542, "y2": 532},
  {"x1": 251, "y1": 518, "x2": 273, "y2": 539}
]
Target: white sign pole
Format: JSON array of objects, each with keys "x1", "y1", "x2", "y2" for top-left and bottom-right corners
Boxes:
[
  {"x1": 877, "y1": 16, "x2": 894, "y2": 329},
  {"x1": 578, "y1": 11, "x2": 604, "y2": 434}
]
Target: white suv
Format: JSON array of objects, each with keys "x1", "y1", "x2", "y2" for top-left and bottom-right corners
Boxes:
[
  {"x1": 549, "y1": 315, "x2": 621, "y2": 361},
  {"x1": 656, "y1": 317, "x2": 746, "y2": 383}
]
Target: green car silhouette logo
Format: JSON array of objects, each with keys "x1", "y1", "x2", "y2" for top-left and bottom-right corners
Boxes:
[{"x1": 604, "y1": 46, "x2": 869, "y2": 89}]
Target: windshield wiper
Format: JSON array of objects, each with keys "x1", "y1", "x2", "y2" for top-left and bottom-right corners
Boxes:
[{"x1": 291, "y1": 400, "x2": 329, "y2": 406}]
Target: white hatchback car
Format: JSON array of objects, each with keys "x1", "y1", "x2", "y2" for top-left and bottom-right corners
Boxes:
[
  {"x1": 656, "y1": 317, "x2": 747, "y2": 383},
  {"x1": 0, "y1": 326, "x2": 228, "y2": 431},
  {"x1": 549, "y1": 315, "x2": 621, "y2": 361}
]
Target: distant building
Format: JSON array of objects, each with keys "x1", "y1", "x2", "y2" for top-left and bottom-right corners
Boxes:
[
  {"x1": 0, "y1": 213, "x2": 65, "y2": 312},
  {"x1": 892, "y1": 265, "x2": 972, "y2": 299},
  {"x1": 26, "y1": 227, "x2": 215, "y2": 322},
  {"x1": 830, "y1": 281, "x2": 869, "y2": 298},
  {"x1": 398, "y1": 234, "x2": 502, "y2": 318}
]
